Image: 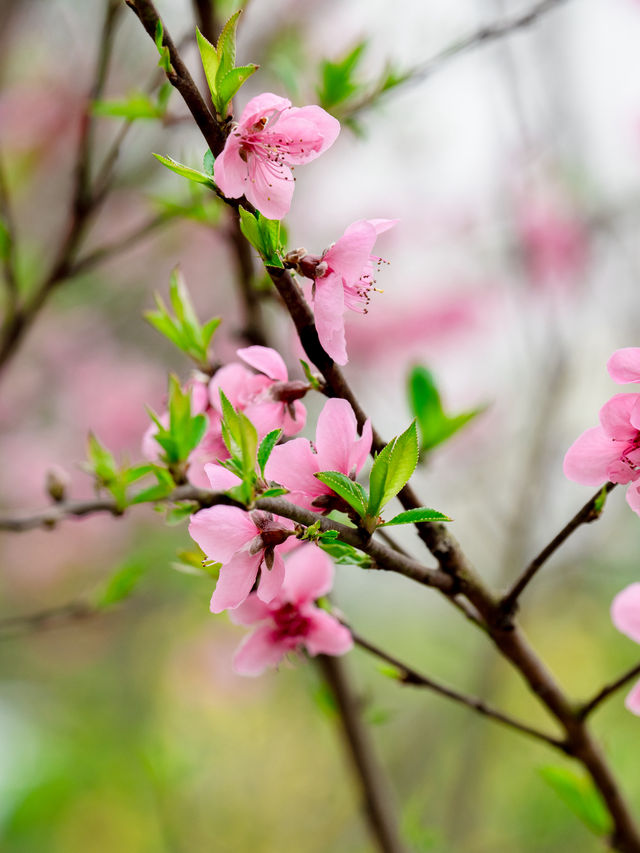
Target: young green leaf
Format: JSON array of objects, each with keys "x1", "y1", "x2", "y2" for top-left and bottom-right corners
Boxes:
[
  {"x1": 257, "y1": 429, "x2": 282, "y2": 477},
  {"x1": 153, "y1": 153, "x2": 216, "y2": 189},
  {"x1": 409, "y1": 365, "x2": 485, "y2": 453},
  {"x1": 380, "y1": 507, "x2": 451, "y2": 527},
  {"x1": 203, "y1": 149, "x2": 215, "y2": 176},
  {"x1": 317, "y1": 41, "x2": 367, "y2": 110},
  {"x1": 539, "y1": 766, "x2": 612, "y2": 837},
  {"x1": 367, "y1": 421, "x2": 419, "y2": 517},
  {"x1": 94, "y1": 560, "x2": 146, "y2": 609},
  {"x1": 217, "y1": 65, "x2": 259, "y2": 107},
  {"x1": 318, "y1": 531, "x2": 373, "y2": 568},
  {"x1": 154, "y1": 20, "x2": 172, "y2": 74},
  {"x1": 238, "y1": 207, "x2": 283, "y2": 267},
  {"x1": 195, "y1": 27, "x2": 221, "y2": 101},
  {"x1": 315, "y1": 471, "x2": 368, "y2": 517}
]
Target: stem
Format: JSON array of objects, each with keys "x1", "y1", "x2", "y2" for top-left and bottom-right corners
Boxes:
[
  {"x1": 317, "y1": 655, "x2": 407, "y2": 853},
  {"x1": 579, "y1": 661, "x2": 640, "y2": 720}
]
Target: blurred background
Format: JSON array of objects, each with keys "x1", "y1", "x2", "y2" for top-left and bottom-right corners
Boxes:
[{"x1": 2, "y1": 0, "x2": 640, "y2": 850}]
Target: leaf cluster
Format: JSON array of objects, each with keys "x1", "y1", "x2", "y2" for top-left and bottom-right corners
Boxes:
[{"x1": 196, "y1": 12, "x2": 258, "y2": 118}]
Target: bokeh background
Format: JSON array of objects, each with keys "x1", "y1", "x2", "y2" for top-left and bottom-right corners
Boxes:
[{"x1": 2, "y1": 0, "x2": 640, "y2": 850}]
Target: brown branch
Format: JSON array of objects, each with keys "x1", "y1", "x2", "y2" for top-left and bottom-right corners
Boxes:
[
  {"x1": 352, "y1": 631, "x2": 568, "y2": 751},
  {"x1": 500, "y1": 483, "x2": 616, "y2": 615},
  {"x1": 0, "y1": 601, "x2": 96, "y2": 640},
  {"x1": 317, "y1": 655, "x2": 408, "y2": 853},
  {"x1": 345, "y1": 0, "x2": 571, "y2": 118},
  {"x1": 578, "y1": 661, "x2": 640, "y2": 720}
]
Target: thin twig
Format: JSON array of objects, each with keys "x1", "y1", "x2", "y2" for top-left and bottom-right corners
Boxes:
[
  {"x1": 500, "y1": 483, "x2": 616, "y2": 615},
  {"x1": 317, "y1": 655, "x2": 408, "y2": 853},
  {"x1": 0, "y1": 151, "x2": 19, "y2": 307},
  {"x1": 578, "y1": 661, "x2": 640, "y2": 720},
  {"x1": 0, "y1": 601, "x2": 95, "y2": 640},
  {"x1": 346, "y1": 0, "x2": 571, "y2": 118},
  {"x1": 352, "y1": 631, "x2": 567, "y2": 751}
]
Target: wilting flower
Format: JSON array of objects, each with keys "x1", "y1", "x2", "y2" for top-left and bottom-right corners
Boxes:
[
  {"x1": 611, "y1": 583, "x2": 640, "y2": 715},
  {"x1": 563, "y1": 393, "x2": 640, "y2": 514},
  {"x1": 214, "y1": 93, "x2": 340, "y2": 219},
  {"x1": 189, "y1": 506, "x2": 297, "y2": 612},
  {"x1": 287, "y1": 219, "x2": 396, "y2": 365},
  {"x1": 230, "y1": 543, "x2": 352, "y2": 676},
  {"x1": 209, "y1": 345, "x2": 307, "y2": 437},
  {"x1": 265, "y1": 398, "x2": 371, "y2": 511}
]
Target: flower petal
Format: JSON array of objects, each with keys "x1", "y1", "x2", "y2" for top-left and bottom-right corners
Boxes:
[
  {"x1": 210, "y1": 550, "x2": 262, "y2": 612},
  {"x1": 611, "y1": 583, "x2": 640, "y2": 644},
  {"x1": 209, "y1": 362, "x2": 256, "y2": 411},
  {"x1": 324, "y1": 220, "x2": 377, "y2": 282},
  {"x1": 228, "y1": 593, "x2": 272, "y2": 626},
  {"x1": 607, "y1": 348, "x2": 640, "y2": 384},
  {"x1": 233, "y1": 625, "x2": 286, "y2": 676},
  {"x1": 563, "y1": 427, "x2": 620, "y2": 486},
  {"x1": 244, "y1": 157, "x2": 294, "y2": 220},
  {"x1": 626, "y1": 481, "x2": 640, "y2": 516},
  {"x1": 213, "y1": 134, "x2": 247, "y2": 199},
  {"x1": 264, "y1": 438, "x2": 323, "y2": 508},
  {"x1": 599, "y1": 394, "x2": 640, "y2": 441},
  {"x1": 265, "y1": 105, "x2": 340, "y2": 164},
  {"x1": 189, "y1": 505, "x2": 257, "y2": 562},
  {"x1": 315, "y1": 398, "x2": 359, "y2": 474},
  {"x1": 257, "y1": 548, "x2": 286, "y2": 603},
  {"x1": 243, "y1": 400, "x2": 285, "y2": 437},
  {"x1": 313, "y1": 272, "x2": 347, "y2": 365},
  {"x1": 237, "y1": 346, "x2": 288, "y2": 381},
  {"x1": 304, "y1": 609, "x2": 353, "y2": 656},
  {"x1": 282, "y1": 399, "x2": 307, "y2": 436},
  {"x1": 625, "y1": 679, "x2": 640, "y2": 716},
  {"x1": 203, "y1": 463, "x2": 242, "y2": 492},
  {"x1": 238, "y1": 93, "x2": 291, "y2": 129},
  {"x1": 282, "y1": 543, "x2": 334, "y2": 604}
]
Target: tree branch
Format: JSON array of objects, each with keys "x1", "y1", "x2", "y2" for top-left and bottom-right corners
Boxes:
[
  {"x1": 578, "y1": 661, "x2": 640, "y2": 720},
  {"x1": 500, "y1": 483, "x2": 616, "y2": 615}
]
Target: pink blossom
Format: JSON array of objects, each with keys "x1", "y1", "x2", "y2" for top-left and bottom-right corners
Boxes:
[
  {"x1": 229, "y1": 544, "x2": 352, "y2": 676},
  {"x1": 209, "y1": 346, "x2": 307, "y2": 437},
  {"x1": 611, "y1": 583, "x2": 640, "y2": 715},
  {"x1": 563, "y1": 393, "x2": 640, "y2": 514},
  {"x1": 289, "y1": 219, "x2": 396, "y2": 365},
  {"x1": 265, "y1": 398, "x2": 372, "y2": 511},
  {"x1": 189, "y1": 505, "x2": 297, "y2": 612},
  {"x1": 607, "y1": 348, "x2": 640, "y2": 384},
  {"x1": 214, "y1": 93, "x2": 340, "y2": 219}
]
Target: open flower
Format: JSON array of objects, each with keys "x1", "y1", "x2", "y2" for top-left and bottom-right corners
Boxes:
[
  {"x1": 563, "y1": 393, "x2": 640, "y2": 514},
  {"x1": 611, "y1": 583, "x2": 640, "y2": 715},
  {"x1": 229, "y1": 543, "x2": 353, "y2": 676},
  {"x1": 287, "y1": 219, "x2": 396, "y2": 364},
  {"x1": 265, "y1": 398, "x2": 371, "y2": 511},
  {"x1": 209, "y1": 345, "x2": 307, "y2": 437},
  {"x1": 214, "y1": 93, "x2": 340, "y2": 220},
  {"x1": 189, "y1": 506, "x2": 297, "y2": 612}
]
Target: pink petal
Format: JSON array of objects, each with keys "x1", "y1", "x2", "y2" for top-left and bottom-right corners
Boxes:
[
  {"x1": 238, "y1": 93, "x2": 291, "y2": 129},
  {"x1": 203, "y1": 463, "x2": 242, "y2": 491},
  {"x1": 315, "y1": 398, "x2": 359, "y2": 474},
  {"x1": 324, "y1": 220, "x2": 377, "y2": 282},
  {"x1": 282, "y1": 399, "x2": 307, "y2": 436},
  {"x1": 611, "y1": 583, "x2": 640, "y2": 644},
  {"x1": 264, "y1": 439, "x2": 324, "y2": 508},
  {"x1": 282, "y1": 543, "x2": 334, "y2": 604},
  {"x1": 188, "y1": 379, "x2": 210, "y2": 414},
  {"x1": 626, "y1": 481, "x2": 640, "y2": 516},
  {"x1": 563, "y1": 427, "x2": 620, "y2": 486},
  {"x1": 237, "y1": 346, "x2": 288, "y2": 381},
  {"x1": 304, "y1": 609, "x2": 353, "y2": 656},
  {"x1": 607, "y1": 348, "x2": 640, "y2": 384},
  {"x1": 189, "y1": 505, "x2": 257, "y2": 562},
  {"x1": 368, "y1": 218, "x2": 399, "y2": 236},
  {"x1": 213, "y1": 134, "x2": 247, "y2": 199},
  {"x1": 257, "y1": 548, "x2": 286, "y2": 603},
  {"x1": 244, "y1": 157, "x2": 294, "y2": 220},
  {"x1": 265, "y1": 106, "x2": 340, "y2": 164},
  {"x1": 233, "y1": 625, "x2": 287, "y2": 676},
  {"x1": 314, "y1": 272, "x2": 347, "y2": 365},
  {"x1": 349, "y1": 419, "x2": 373, "y2": 475},
  {"x1": 210, "y1": 550, "x2": 262, "y2": 613},
  {"x1": 228, "y1": 593, "x2": 272, "y2": 626},
  {"x1": 625, "y1": 679, "x2": 640, "y2": 716},
  {"x1": 599, "y1": 394, "x2": 640, "y2": 441},
  {"x1": 243, "y1": 400, "x2": 285, "y2": 437},
  {"x1": 209, "y1": 363, "x2": 255, "y2": 411}
]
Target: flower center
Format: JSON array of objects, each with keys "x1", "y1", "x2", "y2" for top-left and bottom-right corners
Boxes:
[{"x1": 273, "y1": 602, "x2": 309, "y2": 638}]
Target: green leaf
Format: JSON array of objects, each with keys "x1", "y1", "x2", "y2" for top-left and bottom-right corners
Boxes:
[
  {"x1": 216, "y1": 10, "x2": 241, "y2": 81},
  {"x1": 315, "y1": 471, "x2": 368, "y2": 517},
  {"x1": 238, "y1": 206, "x2": 284, "y2": 262},
  {"x1": 539, "y1": 766, "x2": 612, "y2": 836},
  {"x1": 380, "y1": 507, "x2": 452, "y2": 527},
  {"x1": 165, "y1": 501, "x2": 198, "y2": 525},
  {"x1": 86, "y1": 432, "x2": 117, "y2": 485},
  {"x1": 196, "y1": 27, "x2": 221, "y2": 101},
  {"x1": 259, "y1": 486, "x2": 288, "y2": 498},
  {"x1": 317, "y1": 41, "x2": 367, "y2": 110},
  {"x1": 92, "y1": 91, "x2": 164, "y2": 120},
  {"x1": 257, "y1": 429, "x2": 282, "y2": 477},
  {"x1": 299, "y1": 359, "x2": 322, "y2": 390},
  {"x1": 203, "y1": 148, "x2": 215, "y2": 176},
  {"x1": 94, "y1": 560, "x2": 146, "y2": 609},
  {"x1": 154, "y1": 19, "x2": 172, "y2": 74},
  {"x1": 593, "y1": 485, "x2": 609, "y2": 514},
  {"x1": 409, "y1": 365, "x2": 485, "y2": 453},
  {"x1": 318, "y1": 532, "x2": 373, "y2": 568},
  {"x1": 0, "y1": 219, "x2": 10, "y2": 260},
  {"x1": 367, "y1": 421, "x2": 419, "y2": 517},
  {"x1": 153, "y1": 153, "x2": 216, "y2": 188},
  {"x1": 217, "y1": 64, "x2": 259, "y2": 107}
]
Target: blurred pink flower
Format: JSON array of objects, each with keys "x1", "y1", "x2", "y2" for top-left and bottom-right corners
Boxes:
[
  {"x1": 189, "y1": 506, "x2": 297, "y2": 612},
  {"x1": 265, "y1": 398, "x2": 371, "y2": 511},
  {"x1": 214, "y1": 93, "x2": 340, "y2": 219},
  {"x1": 230, "y1": 544, "x2": 352, "y2": 676},
  {"x1": 611, "y1": 583, "x2": 640, "y2": 715},
  {"x1": 608, "y1": 348, "x2": 640, "y2": 384},
  {"x1": 564, "y1": 393, "x2": 640, "y2": 514},
  {"x1": 209, "y1": 345, "x2": 307, "y2": 437}
]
